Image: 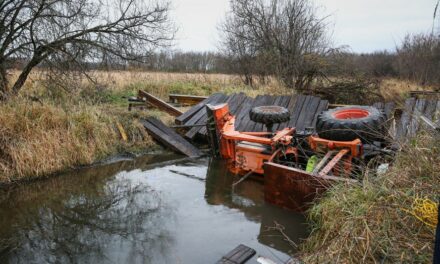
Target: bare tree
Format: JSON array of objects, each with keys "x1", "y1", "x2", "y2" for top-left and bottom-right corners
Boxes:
[
  {"x1": 220, "y1": 0, "x2": 331, "y2": 90},
  {"x1": 396, "y1": 33, "x2": 440, "y2": 85},
  {"x1": 0, "y1": 0, "x2": 174, "y2": 100}
]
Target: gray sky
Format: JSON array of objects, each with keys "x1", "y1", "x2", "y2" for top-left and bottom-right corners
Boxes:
[{"x1": 171, "y1": 0, "x2": 437, "y2": 53}]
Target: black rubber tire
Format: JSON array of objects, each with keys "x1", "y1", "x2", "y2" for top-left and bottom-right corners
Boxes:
[
  {"x1": 249, "y1": 106, "x2": 290, "y2": 125},
  {"x1": 316, "y1": 106, "x2": 386, "y2": 143}
]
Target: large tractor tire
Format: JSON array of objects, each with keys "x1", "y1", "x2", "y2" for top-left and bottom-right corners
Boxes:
[
  {"x1": 250, "y1": 106, "x2": 290, "y2": 125},
  {"x1": 316, "y1": 106, "x2": 386, "y2": 143}
]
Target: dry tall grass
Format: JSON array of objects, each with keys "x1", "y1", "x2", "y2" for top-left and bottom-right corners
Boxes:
[
  {"x1": 0, "y1": 95, "x2": 167, "y2": 183},
  {"x1": 300, "y1": 132, "x2": 439, "y2": 263},
  {"x1": 0, "y1": 69, "x2": 432, "y2": 183}
]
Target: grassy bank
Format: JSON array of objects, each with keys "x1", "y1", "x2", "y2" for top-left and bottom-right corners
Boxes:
[
  {"x1": 299, "y1": 133, "x2": 439, "y2": 263},
  {"x1": 0, "y1": 70, "x2": 271, "y2": 184},
  {"x1": 0, "y1": 98, "x2": 169, "y2": 183}
]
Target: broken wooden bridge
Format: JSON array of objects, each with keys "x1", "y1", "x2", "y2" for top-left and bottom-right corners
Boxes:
[{"x1": 135, "y1": 90, "x2": 440, "y2": 157}]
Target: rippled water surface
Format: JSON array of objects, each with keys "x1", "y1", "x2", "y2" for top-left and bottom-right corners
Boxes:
[{"x1": 0, "y1": 154, "x2": 308, "y2": 264}]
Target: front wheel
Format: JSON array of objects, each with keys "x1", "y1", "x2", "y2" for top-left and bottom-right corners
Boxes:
[{"x1": 249, "y1": 106, "x2": 290, "y2": 132}]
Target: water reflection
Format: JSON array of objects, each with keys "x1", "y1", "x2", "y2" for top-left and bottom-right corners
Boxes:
[
  {"x1": 0, "y1": 154, "x2": 307, "y2": 264},
  {"x1": 204, "y1": 158, "x2": 307, "y2": 256},
  {"x1": 0, "y1": 156, "x2": 178, "y2": 263}
]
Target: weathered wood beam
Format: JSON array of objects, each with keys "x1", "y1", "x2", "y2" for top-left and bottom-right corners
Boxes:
[
  {"x1": 138, "y1": 90, "x2": 183, "y2": 117},
  {"x1": 169, "y1": 94, "x2": 208, "y2": 105}
]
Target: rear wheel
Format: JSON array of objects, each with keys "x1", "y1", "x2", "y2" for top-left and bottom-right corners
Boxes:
[{"x1": 316, "y1": 106, "x2": 386, "y2": 143}]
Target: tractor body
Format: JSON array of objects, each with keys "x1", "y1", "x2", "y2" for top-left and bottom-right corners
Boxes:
[{"x1": 206, "y1": 103, "x2": 362, "y2": 211}]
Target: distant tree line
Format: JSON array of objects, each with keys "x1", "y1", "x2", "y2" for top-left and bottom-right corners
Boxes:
[
  {"x1": 3, "y1": 0, "x2": 440, "y2": 100},
  {"x1": 8, "y1": 32, "x2": 440, "y2": 89},
  {"x1": 326, "y1": 33, "x2": 440, "y2": 87}
]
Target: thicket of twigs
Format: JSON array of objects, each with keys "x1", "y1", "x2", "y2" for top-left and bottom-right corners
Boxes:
[{"x1": 301, "y1": 77, "x2": 384, "y2": 105}]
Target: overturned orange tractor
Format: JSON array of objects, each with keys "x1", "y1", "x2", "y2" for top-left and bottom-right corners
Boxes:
[{"x1": 206, "y1": 103, "x2": 388, "y2": 212}]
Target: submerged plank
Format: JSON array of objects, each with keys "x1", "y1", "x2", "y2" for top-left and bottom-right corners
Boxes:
[
  {"x1": 217, "y1": 244, "x2": 256, "y2": 264},
  {"x1": 141, "y1": 117, "x2": 202, "y2": 157}
]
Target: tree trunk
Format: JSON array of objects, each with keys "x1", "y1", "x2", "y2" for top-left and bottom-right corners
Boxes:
[
  {"x1": 0, "y1": 61, "x2": 8, "y2": 101},
  {"x1": 10, "y1": 54, "x2": 43, "y2": 96}
]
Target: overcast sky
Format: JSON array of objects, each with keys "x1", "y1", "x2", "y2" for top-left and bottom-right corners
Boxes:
[{"x1": 171, "y1": 0, "x2": 437, "y2": 53}]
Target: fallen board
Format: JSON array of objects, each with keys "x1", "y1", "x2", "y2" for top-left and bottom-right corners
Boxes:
[
  {"x1": 141, "y1": 117, "x2": 202, "y2": 157},
  {"x1": 169, "y1": 94, "x2": 208, "y2": 105},
  {"x1": 216, "y1": 244, "x2": 256, "y2": 264},
  {"x1": 138, "y1": 90, "x2": 183, "y2": 117}
]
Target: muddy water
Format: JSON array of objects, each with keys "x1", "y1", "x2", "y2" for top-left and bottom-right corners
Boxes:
[{"x1": 0, "y1": 154, "x2": 308, "y2": 264}]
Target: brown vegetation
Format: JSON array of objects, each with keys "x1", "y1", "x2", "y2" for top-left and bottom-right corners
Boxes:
[
  {"x1": 0, "y1": 69, "x2": 429, "y2": 184},
  {"x1": 300, "y1": 132, "x2": 439, "y2": 263},
  {"x1": 0, "y1": 97, "x2": 165, "y2": 183}
]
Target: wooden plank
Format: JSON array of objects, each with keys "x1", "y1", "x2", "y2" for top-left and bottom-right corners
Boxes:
[
  {"x1": 423, "y1": 99, "x2": 437, "y2": 120},
  {"x1": 373, "y1": 102, "x2": 384, "y2": 109},
  {"x1": 298, "y1": 96, "x2": 321, "y2": 132},
  {"x1": 384, "y1": 102, "x2": 396, "y2": 120},
  {"x1": 185, "y1": 94, "x2": 229, "y2": 139},
  {"x1": 418, "y1": 99, "x2": 438, "y2": 131},
  {"x1": 141, "y1": 117, "x2": 202, "y2": 157},
  {"x1": 138, "y1": 90, "x2": 183, "y2": 117},
  {"x1": 217, "y1": 244, "x2": 256, "y2": 264},
  {"x1": 192, "y1": 94, "x2": 234, "y2": 137},
  {"x1": 396, "y1": 97, "x2": 416, "y2": 139},
  {"x1": 287, "y1": 95, "x2": 306, "y2": 127},
  {"x1": 175, "y1": 93, "x2": 221, "y2": 124},
  {"x1": 238, "y1": 98, "x2": 257, "y2": 131},
  {"x1": 290, "y1": 95, "x2": 310, "y2": 128},
  {"x1": 235, "y1": 96, "x2": 254, "y2": 131},
  {"x1": 169, "y1": 94, "x2": 208, "y2": 105},
  {"x1": 184, "y1": 93, "x2": 225, "y2": 126},
  {"x1": 286, "y1": 94, "x2": 298, "y2": 112},
  {"x1": 434, "y1": 100, "x2": 440, "y2": 125},
  {"x1": 242, "y1": 95, "x2": 265, "y2": 131},
  {"x1": 408, "y1": 99, "x2": 426, "y2": 137},
  {"x1": 409, "y1": 90, "x2": 440, "y2": 98}
]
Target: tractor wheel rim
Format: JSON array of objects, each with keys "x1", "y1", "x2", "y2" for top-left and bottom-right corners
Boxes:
[{"x1": 332, "y1": 109, "x2": 370, "y2": 120}]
